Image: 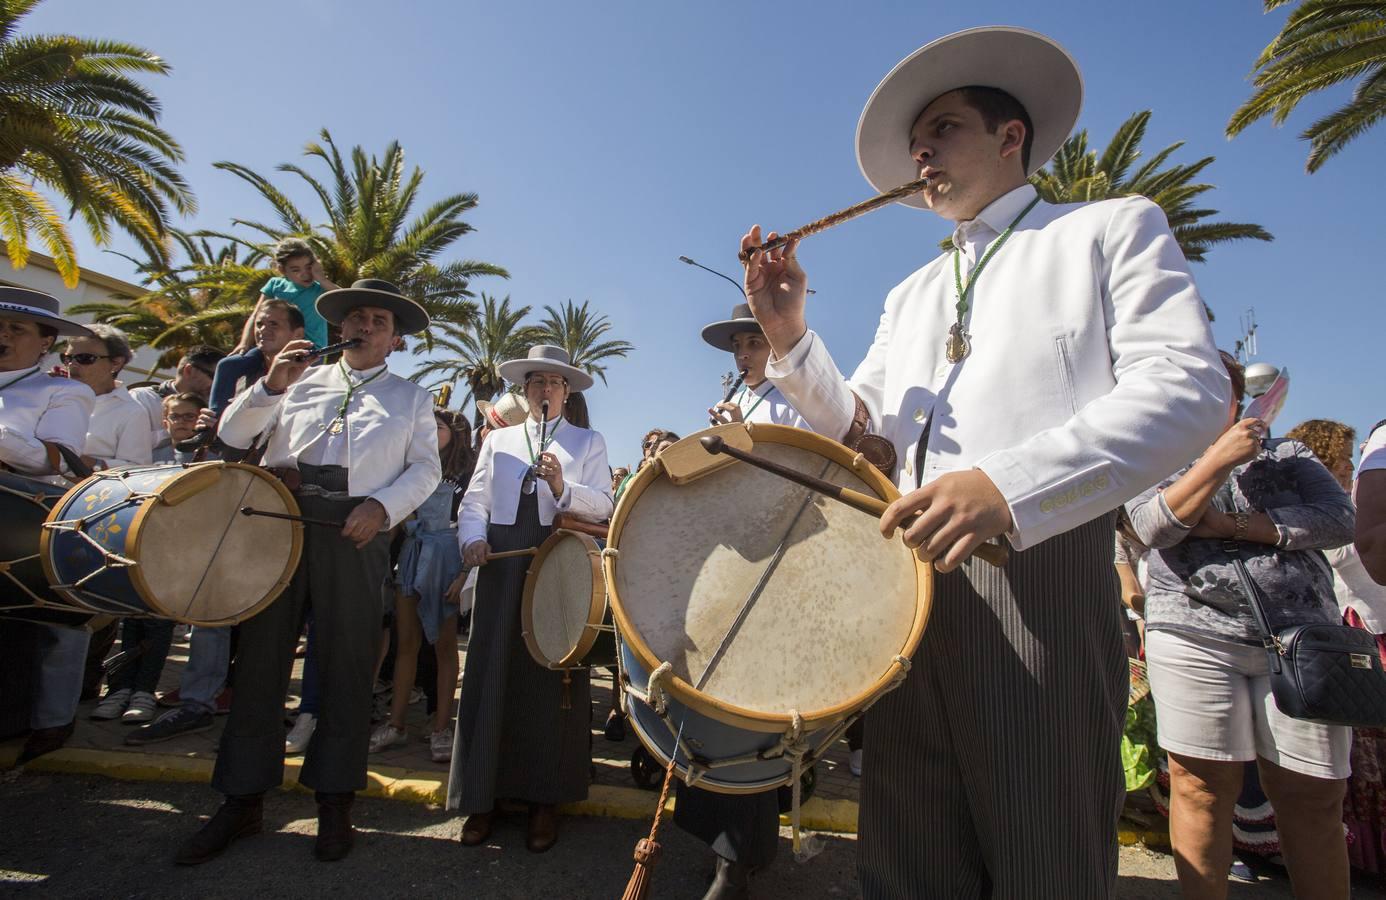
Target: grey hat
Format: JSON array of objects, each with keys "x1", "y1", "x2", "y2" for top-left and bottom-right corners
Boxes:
[
  {"x1": 0, "y1": 287, "x2": 94, "y2": 337},
  {"x1": 497, "y1": 344, "x2": 594, "y2": 392},
  {"x1": 316, "y1": 278, "x2": 430, "y2": 335},
  {"x1": 855, "y1": 26, "x2": 1083, "y2": 209},
  {"x1": 700, "y1": 303, "x2": 762, "y2": 352}
]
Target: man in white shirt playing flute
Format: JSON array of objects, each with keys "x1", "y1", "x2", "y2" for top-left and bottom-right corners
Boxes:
[{"x1": 740, "y1": 27, "x2": 1229, "y2": 898}]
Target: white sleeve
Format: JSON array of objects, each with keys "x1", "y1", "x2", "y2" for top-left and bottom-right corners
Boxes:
[
  {"x1": 103, "y1": 407, "x2": 155, "y2": 467},
  {"x1": 217, "y1": 380, "x2": 284, "y2": 450},
  {"x1": 367, "y1": 391, "x2": 442, "y2": 528},
  {"x1": 1360, "y1": 425, "x2": 1386, "y2": 477},
  {"x1": 555, "y1": 432, "x2": 615, "y2": 521},
  {"x1": 458, "y1": 437, "x2": 495, "y2": 550}
]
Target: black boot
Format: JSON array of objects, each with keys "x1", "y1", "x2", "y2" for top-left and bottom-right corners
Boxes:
[
  {"x1": 314, "y1": 791, "x2": 355, "y2": 861},
  {"x1": 702, "y1": 853, "x2": 752, "y2": 900},
  {"x1": 175, "y1": 794, "x2": 263, "y2": 865}
]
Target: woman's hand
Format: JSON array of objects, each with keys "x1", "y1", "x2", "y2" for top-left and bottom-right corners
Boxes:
[
  {"x1": 1206, "y1": 418, "x2": 1266, "y2": 471},
  {"x1": 463, "y1": 539, "x2": 490, "y2": 568}
]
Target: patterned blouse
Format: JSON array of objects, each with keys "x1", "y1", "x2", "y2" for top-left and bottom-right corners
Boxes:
[{"x1": 1126, "y1": 438, "x2": 1355, "y2": 645}]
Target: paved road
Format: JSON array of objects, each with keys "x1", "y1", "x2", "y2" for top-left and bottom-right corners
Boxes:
[{"x1": 2, "y1": 773, "x2": 1381, "y2": 899}]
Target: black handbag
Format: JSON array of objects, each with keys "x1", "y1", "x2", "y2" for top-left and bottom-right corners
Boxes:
[{"x1": 1229, "y1": 549, "x2": 1386, "y2": 727}]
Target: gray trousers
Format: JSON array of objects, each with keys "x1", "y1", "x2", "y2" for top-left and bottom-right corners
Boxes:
[
  {"x1": 858, "y1": 514, "x2": 1127, "y2": 899},
  {"x1": 212, "y1": 491, "x2": 388, "y2": 796}
]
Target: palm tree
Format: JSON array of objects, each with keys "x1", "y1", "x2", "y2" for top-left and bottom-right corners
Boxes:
[
  {"x1": 0, "y1": 0, "x2": 194, "y2": 286},
  {"x1": 68, "y1": 231, "x2": 259, "y2": 366},
  {"x1": 200, "y1": 129, "x2": 507, "y2": 342},
  {"x1": 537, "y1": 299, "x2": 634, "y2": 387},
  {"x1": 1030, "y1": 111, "x2": 1272, "y2": 263},
  {"x1": 1228, "y1": 0, "x2": 1386, "y2": 172},
  {"x1": 411, "y1": 294, "x2": 545, "y2": 425}
]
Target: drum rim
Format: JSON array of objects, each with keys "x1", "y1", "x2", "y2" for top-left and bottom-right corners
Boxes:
[
  {"x1": 606, "y1": 422, "x2": 933, "y2": 734},
  {"x1": 520, "y1": 528, "x2": 606, "y2": 669},
  {"x1": 39, "y1": 462, "x2": 305, "y2": 625}
]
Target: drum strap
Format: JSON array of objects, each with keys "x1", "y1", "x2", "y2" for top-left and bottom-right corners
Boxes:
[{"x1": 41, "y1": 440, "x2": 93, "y2": 482}]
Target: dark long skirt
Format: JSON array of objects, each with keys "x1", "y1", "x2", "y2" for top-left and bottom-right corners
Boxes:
[
  {"x1": 858, "y1": 514, "x2": 1127, "y2": 899},
  {"x1": 447, "y1": 491, "x2": 591, "y2": 813},
  {"x1": 674, "y1": 783, "x2": 779, "y2": 867}
]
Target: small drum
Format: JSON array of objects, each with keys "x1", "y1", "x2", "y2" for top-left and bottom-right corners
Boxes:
[
  {"x1": 0, "y1": 471, "x2": 97, "y2": 628},
  {"x1": 41, "y1": 462, "x2": 303, "y2": 625},
  {"x1": 606, "y1": 423, "x2": 931, "y2": 793},
  {"x1": 521, "y1": 528, "x2": 615, "y2": 670}
]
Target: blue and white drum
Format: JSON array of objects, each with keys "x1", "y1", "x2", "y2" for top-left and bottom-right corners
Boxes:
[
  {"x1": 605, "y1": 423, "x2": 931, "y2": 793},
  {"x1": 40, "y1": 462, "x2": 302, "y2": 624}
]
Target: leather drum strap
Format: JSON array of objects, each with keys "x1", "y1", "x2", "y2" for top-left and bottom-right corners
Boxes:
[{"x1": 842, "y1": 393, "x2": 898, "y2": 477}]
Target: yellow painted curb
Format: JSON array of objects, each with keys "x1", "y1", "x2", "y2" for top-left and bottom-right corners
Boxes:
[
  {"x1": 1118, "y1": 827, "x2": 1170, "y2": 850},
  {"x1": 1, "y1": 741, "x2": 861, "y2": 834}
]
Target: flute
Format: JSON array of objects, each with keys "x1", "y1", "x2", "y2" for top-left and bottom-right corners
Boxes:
[
  {"x1": 739, "y1": 174, "x2": 931, "y2": 261},
  {"x1": 709, "y1": 369, "x2": 748, "y2": 425},
  {"x1": 289, "y1": 337, "x2": 362, "y2": 363}
]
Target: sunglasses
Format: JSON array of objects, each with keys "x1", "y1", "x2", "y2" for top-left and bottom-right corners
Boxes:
[{"x1": 60, "y1": 353, "x2": 111, "y2": 365}]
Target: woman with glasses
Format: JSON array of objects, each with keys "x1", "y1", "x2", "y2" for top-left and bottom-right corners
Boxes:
[
  {"x1": 449, "y1": 345, "x2": 613, "y2": 854},
  {"x1": 58, "y1": 325, "x2": 153, "y2": 474}
]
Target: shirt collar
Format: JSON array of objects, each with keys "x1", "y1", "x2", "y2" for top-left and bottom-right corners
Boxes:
[
  {"x1": 341, "y1": 362, "x2": 388, "y2": 381},
  {"x1": 951, "y1": 183, "x2": 1038, "y2": 250},
  {"x1": 528, "y1": 414, "x2": 564, "y2": 433}
]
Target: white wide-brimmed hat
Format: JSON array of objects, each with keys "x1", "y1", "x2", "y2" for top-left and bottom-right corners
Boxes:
[
  {"x1": 0, "y1": 287, "x2": 94, "y2": 337},
  {"x1": 700, "y1": 303, "x2": 762, "y2": 352},
  {"x1": 856, "y1": 26, "x2": 1083, "y2": 209},
  {"x1": 497, "y1": 344, "x2": 594, "y2": 392},
  {"x1": 476, "y1": 392, "x2": 531, "y2": 429}
]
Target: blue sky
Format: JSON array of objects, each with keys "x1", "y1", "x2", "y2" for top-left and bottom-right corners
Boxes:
[{"x1": 29, "y1": 1, "x2": 1385, "y2": 468}]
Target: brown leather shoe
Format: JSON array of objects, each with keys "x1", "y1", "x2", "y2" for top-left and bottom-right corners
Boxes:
[
  {"x1": 314, "y1": 791, "x2": 355, "y2": 862},
  {"x1": 174, "y1": 795, "x2": 263, "y2": 865},
  {"x1": 17, "y1": 720, "x2": 74, "y2": 765},
  {"x1": 459, "y1": 810, "x2": 494, "y2": 846},
  {"x1": 526, "y1": 804, "x2": 558, "y2": 853}
]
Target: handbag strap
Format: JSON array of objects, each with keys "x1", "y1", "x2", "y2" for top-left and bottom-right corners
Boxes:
[{"x1": 1216, "y1": 482, "x2": 1284, "y2": 672}]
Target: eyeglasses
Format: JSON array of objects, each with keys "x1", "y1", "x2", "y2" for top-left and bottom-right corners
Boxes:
[
  {"x1": 165, "y1": 412, "x2": 200, "y2": 423},
  {"x1": 60, "y1": 353, "x2": 110, "y2": 365},
  {"x1": 525, "y1": 377, "x2": 567, "y2": 389}
]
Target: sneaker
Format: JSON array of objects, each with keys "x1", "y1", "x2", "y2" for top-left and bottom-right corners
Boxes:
[
  {"x1": 849, "y1": 748, "x2": 863, "y2": 777},
  {"x1": 285, "y1": 713, "x2": 316, "y2": 754},
  {"x1": 214, "y1": 688, "x2": 233, "y2": 715},
  {"x1": 125, "y1": 706, "x2": 214, "y2": 745},
  {"x1": 368, "y1": 723, "x2": 407, "y2": 754},
  {"x1": 372, "y1": 679, "x2": 390, "y2": 696},
  {"x1": 429, "y1": 729, "x2": 452, "y2": 763},
  {"x1": 90, "y1": 688, "x2": 132, "y2": 720},
  {"x1": 122, "y1": 691, "x2": 158, "y2": 723},
  {"x1": 408, "y1": 687, "x2": 425, "y2": 705},
  {"x1": 157, "y1": 688, "x2": 182, "y2": 708}
]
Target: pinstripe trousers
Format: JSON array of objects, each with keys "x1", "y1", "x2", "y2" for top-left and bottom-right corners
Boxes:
[{"x1": 858, "y1": 513, "x2": 1127, "y2": 899}]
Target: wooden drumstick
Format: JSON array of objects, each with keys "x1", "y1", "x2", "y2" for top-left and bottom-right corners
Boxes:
[
  {"x1": 738, "y1": 175, "x2": 931, "y2": 262},
  {"x1": 699, "y1": 435, "x2": 1009, "y2": 567},
  {"x1": 239, "y1": 506, "x2": 343, "y2": 529}
]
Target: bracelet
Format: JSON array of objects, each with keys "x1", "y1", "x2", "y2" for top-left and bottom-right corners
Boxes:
[{"x1": 1232, "y1": 512, "x2": 1250, "y2": 541}]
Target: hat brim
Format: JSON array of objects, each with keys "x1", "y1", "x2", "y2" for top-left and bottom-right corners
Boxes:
[
  {"x1": 315, "y1": 287, "x2": 430, "y2": 335},
  {"x1": 700, "y1": 318, "x2": 763, "y2": 352},
  {"x1": 496, "y1": 358, "x2": 594, "y2": 393},
  {"x1": 0, "y1": 306, "x2": 94, "y2": 338},
  {"x1": 856, "y1": 26, "x2": 1082, "y2": 210}
]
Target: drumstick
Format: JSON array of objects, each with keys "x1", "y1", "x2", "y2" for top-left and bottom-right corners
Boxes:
[
  {"x1": 738, "y1": 175, "x2": 930, "y2": 262},
  {"x1": 699, "y1": 435, "x2": 1009, "y2": 567},
  {"x1": 239, "y1": 506, "x2": 344, "y2": 529}
]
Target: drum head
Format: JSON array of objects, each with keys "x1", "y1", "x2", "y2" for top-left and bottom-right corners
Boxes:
[
  {"x1": 609, "y1": 425, "x2": 928, "y2": 729},
  {"x1": 522, "y1": 530, "x2": 604, "y2": 668},
  {"x1": 130, "y1": 464, "x2": 302, "y2": 624}
]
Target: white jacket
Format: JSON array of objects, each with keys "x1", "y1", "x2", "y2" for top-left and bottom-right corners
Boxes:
[
  {"x1": 219, "y1": 363, "x2": 441, "y2": 528},
  {"x1": 458, "y1": 415, "x2": 613, "y2": 549},
  {"x1": 767, "y1": 185, "x2": 1230, "y2": 550},
  {"x1": 0, "y1": 366, "x2": 94, "y2": 475}
]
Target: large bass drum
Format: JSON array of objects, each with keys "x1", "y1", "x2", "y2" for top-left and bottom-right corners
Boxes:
[
  {"x1": 607, "y1": 423, "x2": 931, "y2": 793},
  {"x1": 41, "y1": 462, "x2": 303, "y2": 625}
]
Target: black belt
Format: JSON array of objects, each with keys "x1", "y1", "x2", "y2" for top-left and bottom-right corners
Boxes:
[{"x1": 296, "y1": 463, "x2": 351, "y2": 494}]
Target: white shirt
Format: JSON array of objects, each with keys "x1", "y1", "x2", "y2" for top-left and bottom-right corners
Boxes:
[
  {"x1": 298, "y1": 363, "x2": 387, "y2": 467},
  {"x1": 85, "y1": 384, "x2": 154, "y2": 469},
  {"x1": 766, "y1": 184, "x2": 1231, "y2": 551},
  {"x1": 0, "y1": 366, "x2": 94, "y2": 475},
  {"x1": 458, "y1": 415, "x2": 613, "y2": 549},
  {"x1": 735, "y1": 381, "x2": 806, "y2": 428},
  {"x1": 1329, "y1": 543, "x2": 1386, "y2": 632},
  {"x1": 219, "y1": 361, "x2": 441, "y2": 528},
  {"x1": 1360, "y1": 425, "x2": 1386, "y2": 477},
  {"x1": 129, "y1": 382, "x2": 174, "y2": 450}
]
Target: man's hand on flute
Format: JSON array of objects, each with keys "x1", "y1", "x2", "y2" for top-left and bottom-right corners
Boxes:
[{"x1": 740, "y1": 225, "x2": 809, "y2": 359}]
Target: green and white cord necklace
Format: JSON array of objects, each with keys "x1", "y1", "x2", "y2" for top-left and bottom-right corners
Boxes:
[{"x1": 946, "y1": 195, "x2": 1041, "y2": 363}]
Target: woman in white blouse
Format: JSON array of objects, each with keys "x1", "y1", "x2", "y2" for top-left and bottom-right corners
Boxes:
[{"x1": 58, "y1": 324, "x2": 153, "y2": 470}]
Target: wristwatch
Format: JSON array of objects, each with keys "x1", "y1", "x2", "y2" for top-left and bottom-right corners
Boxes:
[{"x1": 1232, "y1": 512, "x2": 1250, "y2": 541}]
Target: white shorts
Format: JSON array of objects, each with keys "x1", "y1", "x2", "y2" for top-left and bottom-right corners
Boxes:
[{"x1": 1145, "y1": 628, "x2": 1351, "y2": 780}]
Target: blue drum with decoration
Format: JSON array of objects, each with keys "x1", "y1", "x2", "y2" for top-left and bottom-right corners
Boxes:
[{"x1": 41, "y1": 462, "x2": 303, "y2": 624}]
